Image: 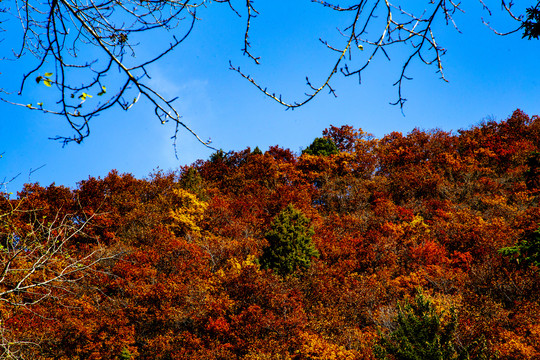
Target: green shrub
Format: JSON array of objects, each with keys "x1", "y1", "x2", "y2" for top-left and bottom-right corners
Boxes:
[
  {"x1": 499, "y1": 226, "x2": 540, "y2": 268},
  {"x1": 118, "y1": 348, "x2": 132, "y2": 360}
]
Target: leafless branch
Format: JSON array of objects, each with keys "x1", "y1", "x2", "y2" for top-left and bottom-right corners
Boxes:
[
  {"x1": 1, "y1": 0, "x2": 221, "y2": 148},
  {"x1": 0, "y1": 195, "x2": 121, "y2": 356},
  {"x1": 230, "y1": 0, "x2": 526, "y2": 112},
  {"x1": 0, "y1": 0, "x2": 531, "y2": 146}
]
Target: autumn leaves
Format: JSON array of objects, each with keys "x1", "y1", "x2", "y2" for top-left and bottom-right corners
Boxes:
[{"x1": 1, "y1": 110, "x2": 540, "y2": 358}]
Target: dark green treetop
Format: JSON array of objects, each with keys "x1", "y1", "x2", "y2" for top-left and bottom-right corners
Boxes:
[
  {"x1": 179, "y1": 167, "x2": 206, "y2": 200},
  {"x1": 302, "y1": 137, "x2": 339, "y2": 157},
  {"x1": 524, "y1": 151, "x2": 540, "y2": 191}
]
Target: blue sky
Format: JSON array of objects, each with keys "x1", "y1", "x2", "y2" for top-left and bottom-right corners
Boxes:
[{"x1": 1, "y1": 1, "x2": 540, "y2": 193}]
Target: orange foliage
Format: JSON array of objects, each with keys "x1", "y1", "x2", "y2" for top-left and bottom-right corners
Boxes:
[{"x1": 3, "y1": 110, "x2": 540, "y2": 358}]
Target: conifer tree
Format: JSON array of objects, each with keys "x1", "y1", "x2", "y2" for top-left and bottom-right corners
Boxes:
[
  {"x1": 302, "y1": 137, "x2": 339, "y2": 156},
  {"x1": 499, "y1": 226, "x2": 540, "y2": 268},
  {"x1": 259, "y1": 204, "x2": 319, "y2": 276},
  {"x1": 375, "y1": 292, "x2": 464, "y2": 360}
]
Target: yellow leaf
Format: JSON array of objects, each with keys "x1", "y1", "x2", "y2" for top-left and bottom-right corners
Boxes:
[{"x1": 79, "y1": 92, "x2": 92, "y2": 101}]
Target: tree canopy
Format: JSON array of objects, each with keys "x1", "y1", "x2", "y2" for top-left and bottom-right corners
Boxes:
[
  {"x1": 523, "y1": 4, "x2": 540, "y2": 39},
  {"x1": 2, "y1": 110, "x2": 540, "y2": 358},
  {"x1": 302, "y1": 137, "x2": 340, "y2": 157}
]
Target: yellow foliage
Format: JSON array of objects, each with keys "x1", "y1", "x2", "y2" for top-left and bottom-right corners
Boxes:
[
  {"x1": 479, "y1": 194, "x2": 519, "y2": 219},
  {"x1": 217, "y1": 255, "x2": 259, "y2": 278},
  {"x1": 168, "y1": 188, "x2": 207, "y2": 234},
  {"x1": 429, "y1": 293, "x2": 462, "y2": 326},
  {"x1": 297, "y1": 332, "x2": 356, "y2": 360},
  {"x1": 496, "y1": 329, "x2": 540, "y2": 359},
  {"x1": 406, "y1": 215, "x2": 430, "y2": 238}
]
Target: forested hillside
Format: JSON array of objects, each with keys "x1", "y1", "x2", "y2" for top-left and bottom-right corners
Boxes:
[{"x1": 2, "y1": 110, "x2": 540, "y2": 359}]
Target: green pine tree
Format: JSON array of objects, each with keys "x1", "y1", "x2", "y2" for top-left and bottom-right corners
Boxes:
[
  {"x1": 302, "y1": 137, "x2": 339, "y2": 156},
  {"x1": 179, "y1": 167, "x2": 206, "y2": 200},
  {"x1": 259, "y1": 204, "x2": 319, "y2": 276},
  {"x1": 375, "y1": 292, "x2": 466, "y2": 360},
  {"x1": 210, "y1": 149, "x2": 228, "y2": 163}
]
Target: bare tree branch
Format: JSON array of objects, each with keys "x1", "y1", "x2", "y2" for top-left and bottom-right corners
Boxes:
[
  {"x1": 230, "y1": 1, "x2": 528, "y2": 112},
  {"x1": 1, "y1": 0, "x2": 220, "y2": 148},
  {"x1": 0, "y1": 0, "x2": 534, "y2": 147},
  {"x1": 0, "y1": 195, "x2": 120, "y2": 357}
]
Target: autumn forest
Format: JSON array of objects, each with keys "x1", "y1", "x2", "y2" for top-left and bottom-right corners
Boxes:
[{"x1": 2, "y1": 109, "x2": 540, "y2": 359}]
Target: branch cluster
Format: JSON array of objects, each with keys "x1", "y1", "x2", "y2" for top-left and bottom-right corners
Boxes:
[
  {"x1": 1, "y1": 0, "x2": 218, "y2": 146},
  {"x1": 0, "y1": 196, "x2": 117, "y2": 357},
  {"x1": 231, "y1": 1, "x2": 526, "y2": 110},
  {"x1": 0, "y1": 1, "x2": 533, "y2": 146}
]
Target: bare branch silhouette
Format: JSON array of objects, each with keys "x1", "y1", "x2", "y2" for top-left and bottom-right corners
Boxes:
[
  {"x1": 0, "y1": 0, "x2": 535, "y2": 147},
  {"x1": 231, "y1": 1, "x2": 529, "y2": 111}
]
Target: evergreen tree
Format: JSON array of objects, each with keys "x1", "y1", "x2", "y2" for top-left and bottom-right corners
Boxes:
[
  {"x1": 302, "y1": 137, "x2": 339, "y2": 156},
  {"x1": 179, "y1": 167, "x2": 206, "y2": 200},
  {"x1": 259, "y1": 204, "x2": 319, "y2": 276},
  {"x1": 375, "y1": 292, "x2": 464, "y2": 360},
  {"x1": 524, "y1": 151, "x2": 540, "y2": 191},
  {"x1": 118, "y1": 348, "x2": 133, "y2": 360},
  {"x1": 210, "y1": 149, "x2": 228, "y2": 163},
  {"x1": 499, "y1": 225, "x2": 540, "y2": 268}
]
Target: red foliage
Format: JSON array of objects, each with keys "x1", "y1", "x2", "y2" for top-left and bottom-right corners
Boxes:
[{"x1": 4, "y1": 110, "x2": 540, "y2": 358}]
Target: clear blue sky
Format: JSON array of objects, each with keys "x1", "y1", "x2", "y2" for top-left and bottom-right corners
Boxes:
[{"x1": 1, "y1": 2, "x2": 540, "y2": 193}]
